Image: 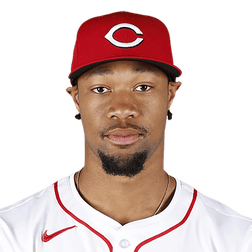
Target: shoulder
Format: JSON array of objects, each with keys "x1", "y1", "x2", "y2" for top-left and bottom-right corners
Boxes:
[
  {"x1": 0, "y1": 181, "x2": 55, "y2": 235},
  {"x1": 0, "y1": 176, "x2": 72, "y2": 221},
  {"x1": 180, "y1": 179, "x2": 252, "y2": 222},
  {"x1": 179, "y1": 179, "x2": 252, "y2": 251},
  {"x1": 0, "y1": 182, "x2": 55, "y2": 220},
  {"x1": 0, "y1": 176, "x2": 71, "y2": 251},
  {"x1": 195, "y1": 185, "x2": 252, "y2": 227}
]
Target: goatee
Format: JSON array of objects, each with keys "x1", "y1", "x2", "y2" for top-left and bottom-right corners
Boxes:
[{"x1": 98, "y1": 150, "x2": 149, "y2": 177}]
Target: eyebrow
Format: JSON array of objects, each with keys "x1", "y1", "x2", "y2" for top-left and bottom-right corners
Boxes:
[
  {"x1": 131, "y1": 67, "x2": 158, "y2": 75},
  {"x1": 87, "y1": 69, "x2": 114, "y2": 78}
]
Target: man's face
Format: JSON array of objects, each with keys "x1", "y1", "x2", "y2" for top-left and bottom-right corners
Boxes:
[{"x1": 76, "y1": 61, "x2": 169, "y2": 177}]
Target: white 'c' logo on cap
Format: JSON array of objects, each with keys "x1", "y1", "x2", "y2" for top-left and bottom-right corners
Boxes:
[{"x1": 105, "y1": 23, "x2": 143, "y2": 48}]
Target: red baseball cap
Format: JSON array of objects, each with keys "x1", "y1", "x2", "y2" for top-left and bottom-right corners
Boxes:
[{"x1": 69, "y1": 11, "x2": 182, "y2": 85}]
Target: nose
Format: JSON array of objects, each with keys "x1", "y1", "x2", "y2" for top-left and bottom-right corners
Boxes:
[{"x1": 107, "y1": 91, "x2": 139, "y2": 120}]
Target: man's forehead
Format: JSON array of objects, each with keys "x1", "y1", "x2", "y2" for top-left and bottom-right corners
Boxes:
[{"x1": 85, "y1": 61, "x2": 162, "y2": 79}]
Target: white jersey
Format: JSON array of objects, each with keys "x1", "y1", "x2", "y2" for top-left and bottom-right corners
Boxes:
[{"x1": 0, "y1": 174, "x2": 251, "y2": 252}]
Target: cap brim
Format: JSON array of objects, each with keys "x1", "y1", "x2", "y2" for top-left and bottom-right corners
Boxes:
[{"x1": 69, "y1": 58, "x2": 181, "y2": 85}]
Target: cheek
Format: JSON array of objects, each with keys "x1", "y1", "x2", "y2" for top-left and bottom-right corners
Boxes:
[
  {"x1": 80, "y1": 99, "x2": 103, "y2": 136},
  {"x1": 142, "y1": 95, "x2": 167, "y2": 142},
  {"x1": 79, "y1": 100, "x2": 105, "y2": 156},
  {"x1": 80, "y1": 89, "x2": 109, "y2": 114},
  {"x1": 144, "y1": 92, "x2": 167, "y2": 122}
]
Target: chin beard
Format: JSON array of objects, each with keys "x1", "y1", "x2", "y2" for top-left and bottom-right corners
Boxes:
[{"x1": 97, "y1": 149, "x2": 149, "y2": 178}]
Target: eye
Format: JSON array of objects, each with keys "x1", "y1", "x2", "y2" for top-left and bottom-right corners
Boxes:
[
  {"x1": 92, "y1": 86, "x2": 109, "y2": 94},
  {"x1": 92, "y1": 85, "x2": 152, "y2": 94},
  {"x1": 137, "y1": 85, "x2": 152, "y2": 91}
]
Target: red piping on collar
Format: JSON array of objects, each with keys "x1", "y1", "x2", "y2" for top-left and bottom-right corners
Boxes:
[
  {"x1": 134, "y1": 189, "x2": 198, "y2": 252},
  {"x1": 54, "y1": 182, "x2": 113, "y2": 252},
  {"x1": 54, "y1": 181, "x2": 197, "y2": 252}
]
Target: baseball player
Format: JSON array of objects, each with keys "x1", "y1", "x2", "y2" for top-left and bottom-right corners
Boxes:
[{"x1": 0, "y1": 11, "x2": 251, "y2": 252}]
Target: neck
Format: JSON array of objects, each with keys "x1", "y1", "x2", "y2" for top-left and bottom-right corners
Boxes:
[{"x1": 75, "y1": 140, "x2": 176, "y2": 225}]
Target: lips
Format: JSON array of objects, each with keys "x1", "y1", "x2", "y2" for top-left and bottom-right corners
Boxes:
[
  {"x1": 106, "y1": 128, "x2": 141, "y2": 136},
  {"x1": 105, "y1": 128, "x2": 144, "y2": 145},
  {"x1": 108, "y1": 134, "x2": 139, "y2": 144}
]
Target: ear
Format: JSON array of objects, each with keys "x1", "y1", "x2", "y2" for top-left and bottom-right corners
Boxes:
[
  {"x1": 66, "y1": 85, "x2": 80, "y2": 113},
  {"x1": 168, "y1": 81, "x2": 182, "y2": 109}
]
